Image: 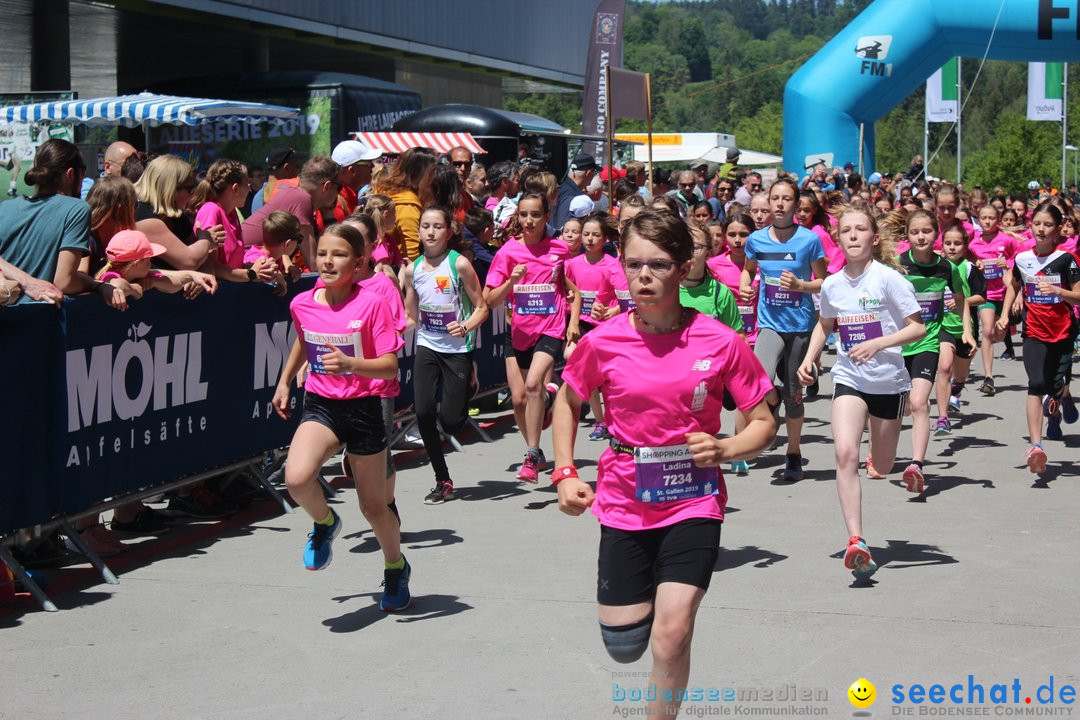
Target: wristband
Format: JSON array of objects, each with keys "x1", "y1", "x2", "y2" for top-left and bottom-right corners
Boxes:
[{"x1": 552, "y1": 465, "x2": 579, "y2": 485}]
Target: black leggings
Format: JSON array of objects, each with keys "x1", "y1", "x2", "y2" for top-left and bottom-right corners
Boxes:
[
  {"x1": 414, "y1": 346, "x2": 473, "y2": 483},
  {"x1": 1022, "y1": 337, "x2": 1073, "y2": 397}
]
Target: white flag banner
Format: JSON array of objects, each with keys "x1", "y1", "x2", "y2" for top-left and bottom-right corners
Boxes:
[
  {"x1": 926, "y1": 59, "x2": 958, "y2": 123},
  {"x1": 1027, "y1": 62, "x2": 1064, "y2": 121}
]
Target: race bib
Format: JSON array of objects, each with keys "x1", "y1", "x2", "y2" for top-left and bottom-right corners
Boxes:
[
  {"x1": 837, "y1": 312, "x2": 884, "y2": 352},
  {"x1": 514, "y1": 283, "x2": 558, "y2": 315},
  {"x1": 616, "y1": 289, "x2": 636, "y2": 313},
  {"x1": 419, "y1": 303, "x2": 457, "y2": 333},
  {"x1": 982, "y1": 259, "x2": 1004, "y2": 280},
  {"x1": 737, "y1": 304, "x2": 757, "y2": 334},
  {"x1": 580, "y1": 290, "x2": 598, "y2": 318},
  {"x1": 915, "y1": 291, "x2": 944, "y2": 322},
  {"x1": 303, "y1": 330, "x2": 362, "y2": 375},
  {"x1": 1023, "y1": 274, "x2": 1062, "y2": 305},
  {"x1": 634, "y1": 445, "x2": 719, "y2": 504},
  {"x1": 763, "y1": 276, "x2": 801, "y2": 307}
]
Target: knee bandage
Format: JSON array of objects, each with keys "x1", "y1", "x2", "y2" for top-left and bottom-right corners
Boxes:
[{"x1": 600, "y1": 615, "x2": 653, "y2": 664}]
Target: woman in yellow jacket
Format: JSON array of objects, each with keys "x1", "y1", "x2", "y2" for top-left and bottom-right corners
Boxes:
[{"x1": 372, "y1": 147, "x2": 438, "y2": 261}]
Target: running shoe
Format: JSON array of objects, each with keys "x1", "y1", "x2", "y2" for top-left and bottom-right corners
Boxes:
[
  {"x1": 110, "y1": 507, "x2": 172, "y2": 535},
  {"x1": 933, "y1": 416, "x2": 952, "y2": 437},
  {"x1": 543, "y1": 381, "x2": 558, "y2": 429},
  {"x1": 948, "y1": 395, "x2": 962, "y2": 413},
  {"x1": 1046, "y1": 411, "x2": 1064, "y2": 441},
  {"x1": 980, "y1": 377, "x2": 995, "y2": 396},
  {"x1": 901, "y1": 463, "x2": 925, "y2": 494},
  {"x1": 1043, "y1": 395, "x2": 1060, "y2": 418},
  {"x1": 73, "y1": 524, "x2": 125, "y2": 558},
  {"x1": 164, "y1": 487, "x2": 235, "y2": 519},
  {"x1": 1063, "y1": 394, "x2": 1079, "y2": 425},
  {"x1": 380, "y1": 556, "x2": 412, "y2": 612},
  {"x1": 998, "y1": 349, "x2": 1015, "y2": 360},
  {"x1": 865, "y1": 453, "x2": 884, "y2": 479},
  {"x1": 731, "y1": 460, "x2": 750, "y2": 476},
  {"x1": 781, "y1": 454, "x2": 803, "y2": 482},
  {"x1": 424, "y1": 481, "x2": 455, "y2": 505},
  {"x1": 517, "y1": 453, "x2": 540, "y2": 483},
  {"x1": 843, "y1": 535, "x2": 878, "y2": 577},
  {"x1": 1025, "y1": 444, "x2": 1048, "y2": 474},
  {"x1": 303, "y1": 509, "x2": 341, "y2": 571},
  {"x1": 588, "y1": 422, "x2": 610, "y2": 441}
]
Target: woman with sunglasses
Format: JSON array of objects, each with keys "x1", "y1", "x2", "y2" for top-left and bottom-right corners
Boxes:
[
  {"x1": 134, "y1": 155, "x2": 220, "y2": 272},
  {"x1": 552, "y1": 210, "x2": 774, "y2": 719}
]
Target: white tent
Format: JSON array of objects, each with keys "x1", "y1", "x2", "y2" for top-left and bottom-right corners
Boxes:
[{"x1": 615, "y1": 132, "x2": 781, "y2": 167}]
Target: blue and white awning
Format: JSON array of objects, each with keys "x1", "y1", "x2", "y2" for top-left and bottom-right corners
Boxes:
[{"x1": 0, "y1": 92, "x2": 300, "y2": 128}]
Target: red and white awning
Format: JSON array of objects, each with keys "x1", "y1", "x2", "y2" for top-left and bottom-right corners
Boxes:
[{"x1": 352, "y1": 131, "x2": 486, "y2": 155}]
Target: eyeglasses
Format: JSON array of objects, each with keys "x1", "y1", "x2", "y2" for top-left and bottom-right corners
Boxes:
[
  {"x1": 623, "y1": 258, "x2": 679, "y2": 277},
  {"x1": 692, "y1": 243, "x2": 710, "y2": 254},
  {"x1": 679, "y1": 183, "x2": 696, "y2": 189},
  {"x1": 451, "y1": 160, "x2": 473, "y2": 169},
  {"x1": 716, "y1": 186, "x2": 733, "y2": 193},
  {"x1": 749, "y1": 184, "x2": 762, "y2": 190}
]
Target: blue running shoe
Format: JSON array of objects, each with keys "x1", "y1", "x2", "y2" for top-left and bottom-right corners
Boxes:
[
  {"x1": 948, "y1": 395, "x2": 961, "y2": 413},
  {"x1": 303, "y1": 510, "x2": 341, "y2": 571},
  {"x1": 1046, "y1": 411, "x2": 1064, "y2": 441},
  {"x1": 731, "y1": 460, "x2": 750, "y2": 476},
  {"x1": 1062, "y1": 395, "x2": 1078, "y2": 425},
  {"x1": 843, "y1": 536, "x2": 878, "y2": 578},
  {"x1": 381, "y1": 556, "x2": 412, "y2": 611}
]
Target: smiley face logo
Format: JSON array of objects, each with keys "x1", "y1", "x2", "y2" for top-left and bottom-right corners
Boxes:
[{"x1": 848, "y1": 678, "x2": 876, "y2": 708}]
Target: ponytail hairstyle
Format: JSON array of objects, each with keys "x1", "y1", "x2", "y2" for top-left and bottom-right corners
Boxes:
[
  {"x1": 25, "y1": 139, "x2": 85, "y2": 193},
  {"x1": 356, "y1": 193, "x2": 394, "y2": 246},
  {"x1": 420, "y1": 204, "x2": 463, "y2": 252},
  {"x1": 798, "y1": 189, "x2": 831, "y2": 229},
  {"x1": 835, "y1": 200, "x2": 903, "y2": 273},
  {"x1": 190, "y1": 159, "x2": 247, "y2": 213},
  {"x1": 582, "y1": 211, "x2": 620, "y2": 248}
]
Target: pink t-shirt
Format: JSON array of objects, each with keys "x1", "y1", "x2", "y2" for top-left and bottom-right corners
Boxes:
[
  {"x1": 562, "y1": 311, "x2": 774, "y2": 531},
  {"x1": 707, "y1": 252, "x2": 759, "y2": 343},
  {"x1": 934, "y1": 220, "x2": 975, "y2": 252},
  {"x1": 969, "y1": 230, "x2": 1018, "y2": 301},
  {"x1": 243, "y1": 244, "x2": 287, "y2": 273},
  {"x1": 289, "y1": 285, "x2": 403, "y2": 400},
  {"x1": 358, "y1": 271, "x2": 406, "y2": 399},
  {"x1": 807, "y1": 224, "x2": 843, "y2": 275},
  {"x1": 566, "y1": 253, "x2": 620, "y2": 323},
  {"x1": 372, "y1": 239, "x2": 404, "y2": 267},
  {"x1": 486, "y1": 236, "x2": 570, "y2": 350},
  {"x1": 195, "y1": 201, "x2": 244, "y2": 269}
]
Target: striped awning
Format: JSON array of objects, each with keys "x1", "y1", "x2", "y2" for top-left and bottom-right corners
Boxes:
[
  {"x1": 353, "y1": 131, "x2": 486, "y2": 155},
  {"x1": 0, "y1": 92, "x2": 300, "y2": 128}
]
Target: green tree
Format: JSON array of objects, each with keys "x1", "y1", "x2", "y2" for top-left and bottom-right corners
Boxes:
[{"x1": 680, "y1": 18, "x2": 712, "y2": 82}]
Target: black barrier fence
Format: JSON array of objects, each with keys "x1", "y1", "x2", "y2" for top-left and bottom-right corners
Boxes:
[{"x1": 0, "y1": 277, "x2": 512, "y2": 535}]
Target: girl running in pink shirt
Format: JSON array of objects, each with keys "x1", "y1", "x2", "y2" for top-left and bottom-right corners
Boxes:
[
  {"x1": 552, "y1": 210, "x2": 775, "y2": 717},
  {"x1": 484, "y1": 192, "x2": 581, "y2": 482},
  {"x1": 565, "y1": 212, "x2": 622, "y2": 441},
  {"x1": 272, "y1": 223, "x2": 410, "y2": 611}
]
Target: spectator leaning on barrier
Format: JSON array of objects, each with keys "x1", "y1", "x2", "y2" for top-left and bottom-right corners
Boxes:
[
  {"x1": 0, "y1": 138, "x2": 125, "y2": 308},
  {"x1": 134, "y1": 155, "x2": 218, "y2": 272},
  {"x1": 372, "y1": 146, "x2": 439, "y2": 261},
  {"x1": 0, "y1": 254, "x2": 63, "y2": 306},
  {"x1": 85, "y1": 175, "x2": 137, "y2": 276},
  {"x1": 241, "y1": 155, "x2": 343, "y2": 269}
]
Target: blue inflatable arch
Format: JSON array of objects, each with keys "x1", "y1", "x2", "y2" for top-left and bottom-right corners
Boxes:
[{"x1": 783, "y1": 0, "x2": 1080, "y2": 175}]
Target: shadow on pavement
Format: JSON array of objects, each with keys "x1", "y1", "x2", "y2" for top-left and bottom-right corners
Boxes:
[
  {"x1": 345, "y1": 528, "x2": 463, "y2": 554},
  {"x1": 714, "y1": 545, "x2": 788, "y2": 571},
  {"x1": 323, "y1": 592, "x2": 473, "y2": 633},
  {"x1": 905, "y1": 474, "x2": 995, "y2": 500}
]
